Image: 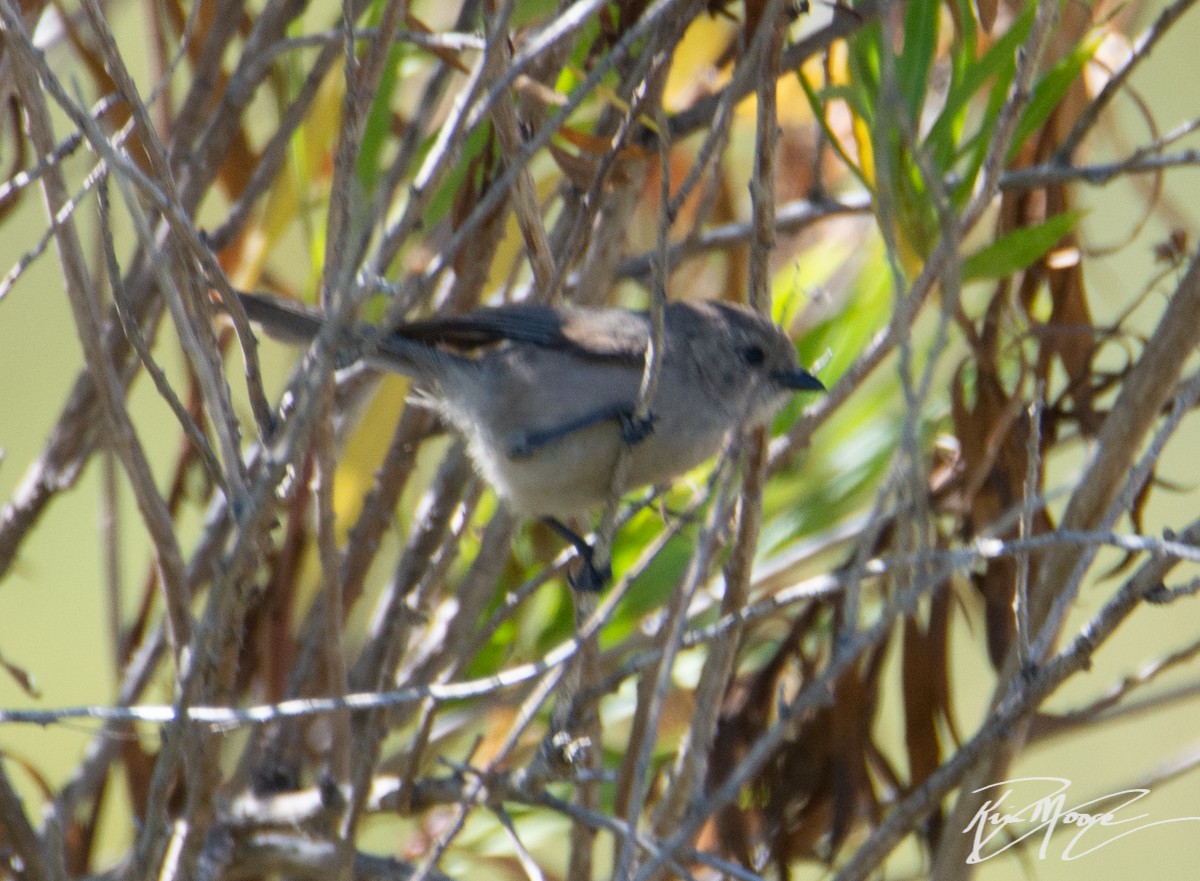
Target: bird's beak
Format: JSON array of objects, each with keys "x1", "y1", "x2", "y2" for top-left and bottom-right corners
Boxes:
[{"x1": 773, "y1": 368, "x2": 825, "y2": 392}]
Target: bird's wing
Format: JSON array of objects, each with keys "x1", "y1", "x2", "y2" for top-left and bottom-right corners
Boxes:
[{"x1": 395, "y1": 304, "x2": 650, "y2": 364}]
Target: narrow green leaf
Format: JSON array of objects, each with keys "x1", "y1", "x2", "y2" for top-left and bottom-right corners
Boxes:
[
  {"x1": 898, "y1": 0, "x2": 941, "y2": 122},
  {"x1": 357, "y1": 43, "x2": 404, "y2": 191},
  {"x1": 953, "y1": 0, "x2": 978, "y2": 52},
  {"x1": 962, "y1": 210, "x2": 1084, "y2": 281},
  {"x1": 847, "y1": 19, "x2": 883, "y2": 118},
  {"x1": 1008, "y1": 28, "x2": 1105, "y2": 160},
  {"x1": 354, "y1": 0, "x2": 403, "y2": 191},
  {"x1": 795, "y1": 71, "x2": 870, "y2": 187},
  {"x1": 925, "y1": 7, "x2": 1031, "y2": 162},
  {"x1": 948, "y1": 67, "x2": 1021, "y2": 207}
]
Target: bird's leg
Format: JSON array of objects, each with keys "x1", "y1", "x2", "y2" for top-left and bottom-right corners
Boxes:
[
  {"x1": 615, "y1": 409, "x2": 656, "y2": 445},
  {"x1": 332, "y1": 334, "x2": 368, "y2": 370},
  {"x1": 508, "y1": 403, "x2": 655, "y2": 459},
  {"x1": 542, "y1": 517, "x2": 611, "y2": 592}
]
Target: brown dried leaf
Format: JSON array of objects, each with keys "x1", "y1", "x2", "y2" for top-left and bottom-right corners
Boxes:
[
  {"x1": 547, "y1": 141, "x2": 602, "y2": 193},
  {"x1": 706, "y1": 601, "x2": 888, "y2": 874},
  {"x1": 976, "y1": 0, "x2": 999, "y2": 33},
  {"x1": 120, "y1": 727, "x2": 158, "y2": 821},
  {"x1": 0, "y1": 97, "x2": 28, "y2": 224},
  {"x1": 0, "y1": 650, "x2": 39, "y2": 697}
]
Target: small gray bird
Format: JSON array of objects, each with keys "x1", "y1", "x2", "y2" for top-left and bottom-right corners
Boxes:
[{"x1": 237, "y1": 291, "x2": 823, "y2": 583}]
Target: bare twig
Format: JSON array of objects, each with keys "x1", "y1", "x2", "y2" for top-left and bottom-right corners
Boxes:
[
  {"x1": 1054, "y1": 0, "x2": 1200, "y2": 162},
  {"x1": 1, "y1": 0, "x2": 194, "y2": 657}
]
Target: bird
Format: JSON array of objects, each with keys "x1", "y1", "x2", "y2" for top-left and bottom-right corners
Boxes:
[{"x1": 236, "y1": 291, "x2": 824, "y2": 585}]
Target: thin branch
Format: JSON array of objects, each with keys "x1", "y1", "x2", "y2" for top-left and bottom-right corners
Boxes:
[
  {"x1": 1015, "y1": 385, "x2": 1044, "y2": 671},
  {"x1": 0, "y1": 147, "x2": 110, "y2": 303},
  {"x1": 1054, "y1": 0, "x2": 1200, "y2": 161},
  {"x1": 0, "y1": 757, "x2": 52, "y2": 881},
  {"x1": 665, "y1": 0, "x2": 890, "y2": 141},
  {"x1": 484, "y1": 17, "x2": 555, "y2": 295},
  {"x1": 836, "y1": 511, "x2": 1200, "y2": 881},
  {"x1": 97, "y1": 176, "x2": 227, "y2": 491},
  {"x1": 5, "y1": 523, "x2": 1199, "y2": 729},
  {"x1": 1000, "y1": 148, "x2": 1200, "y2": 188},
  {"x1": 1032, "y1": 635, "x2": 1200, "y2": 739},
  {"x1": 1, "y1": 0, "x2": 194, "y2": 656}
]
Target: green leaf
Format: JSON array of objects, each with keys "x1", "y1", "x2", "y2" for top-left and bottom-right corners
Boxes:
[
  {"x1": 962, "y1": 210, "x2": 1084, "y2": 281},
  {"x1": 897, "y1": 0, "x2": 940, "y2": 122},
  {"x1": 355, "y1": 0, "x2": 404, "y2": 190},
  {"x1": 357, "y1": 43, "x2": 404, "y2": 191},
  {"x1": 847, "y1": 19, "x2": 883, "y2": 117},
  {"x1": 925, "y1": 7, "x2": 1031, "y2": 168},
  {"x1": 421, "y1": 122, "x2": 496, "y2": 239},
  {"x1": 795, "y1": 71, "x2": 869, "y2": 187},
  {"x1": 1008, "y1": 27, "x2": 1106, "y2": 160}
]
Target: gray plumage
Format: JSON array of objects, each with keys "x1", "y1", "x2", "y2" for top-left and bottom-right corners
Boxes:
[{"x1": 238, "y1": 292, "x2": 823, "y2": 519}]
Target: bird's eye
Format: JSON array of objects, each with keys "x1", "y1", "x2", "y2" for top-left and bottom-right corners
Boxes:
[{"x1": 741, "y1": 344, "x2": 766, "y2": 366}]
